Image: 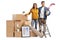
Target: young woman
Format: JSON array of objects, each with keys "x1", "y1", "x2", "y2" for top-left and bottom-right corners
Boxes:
[{"x1": 25, "y1": 3, "x2": 39, "y2": 29}]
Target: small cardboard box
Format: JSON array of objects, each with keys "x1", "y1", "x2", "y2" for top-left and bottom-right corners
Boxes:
[
  {"x1": 15, "y1": 31, "x2": 22, "y2": 37},
  {"x1": 6, "y1": 20, "x2": 14, "y2": 37},
  {"x1": 22, "y1": 26, "x2": 30, "y2": 37},
  {"x1": 13, "y1": 14, "x2": 27, "y2": 20}
]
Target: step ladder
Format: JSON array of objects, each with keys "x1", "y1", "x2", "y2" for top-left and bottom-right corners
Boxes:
[{"x1": 43, "y1": 24, "x2": 51, "y2": 38}]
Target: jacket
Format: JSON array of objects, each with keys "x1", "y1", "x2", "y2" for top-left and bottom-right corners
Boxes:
[{"x1": 38, "y1": 6, "x2": 51, "y2": 20}]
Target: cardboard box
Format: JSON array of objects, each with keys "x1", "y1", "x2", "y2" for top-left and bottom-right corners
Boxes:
[
  {"x1": 22, "y1": 26, "x2": 30, "y2": 37},
  {"x1": 15, "y1": 31, "x2": 22, "y2": 37},
  {"x1": 13, "y1": 14, "x2": 27, "y2": 20},
  {"x1": 30, "y1": 30, "x2": 37, "y2": 37},
  {"x1": 24, "y1": 20, "x2": 31, "y2": 26},
  {"x1": 6, "y1": 32, "x2": 13, "y2": 37},
  {"x1": 6, "y1": 20, "x2": 14, "y2": 37}
]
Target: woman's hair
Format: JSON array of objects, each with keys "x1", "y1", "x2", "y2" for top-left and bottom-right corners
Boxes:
[{"x1": 32, "y1": 3, "x2": 37, "y2": 9}]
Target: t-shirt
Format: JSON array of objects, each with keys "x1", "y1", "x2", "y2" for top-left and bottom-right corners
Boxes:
[
  {"x1": 31, "y1": 8, "x2": 38, "y2": 19},
  {"x1": 40, "y1": 7, "x2": 44, "y2": 18}
]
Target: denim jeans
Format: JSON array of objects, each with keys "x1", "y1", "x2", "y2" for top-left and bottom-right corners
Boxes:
[{"x1": 31, "y1": 19, "x2": 38, "y2": 29}]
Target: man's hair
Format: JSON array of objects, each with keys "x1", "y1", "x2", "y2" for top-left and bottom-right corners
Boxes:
[{"x1": 41, "y1": 1, "x2": 45, "y2": 4}]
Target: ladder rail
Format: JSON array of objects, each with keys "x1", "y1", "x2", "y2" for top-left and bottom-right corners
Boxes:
[{"x1": 46, "y1": 25, "x2": 51, "y2": 37}]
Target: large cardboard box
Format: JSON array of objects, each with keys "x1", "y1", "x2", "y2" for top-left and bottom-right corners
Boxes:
[
  {"x1": 15, "y1": 31, "x2": 22, "y2": 37},
  {"x1": 6, "y1": 32, "x2": 13, "y2": 37},
  {"x1": 24, "y1": 20, "x2": 31, "y2": 26},
  {"x1": 6, "y1": 20, "x2": 14, "y2": 37},
  {"x1": 13, "y1": 14, "x2": 27, "y2": 20}
]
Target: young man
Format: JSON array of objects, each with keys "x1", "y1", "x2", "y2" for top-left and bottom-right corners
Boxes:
[{"x1": 38, "y1": 1, "x2": 51, "y2": 33}]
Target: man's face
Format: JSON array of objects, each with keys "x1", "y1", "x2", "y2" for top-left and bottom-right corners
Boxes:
[{"x1": 41, "y1": 2, "x2": 45, "y2": 7}]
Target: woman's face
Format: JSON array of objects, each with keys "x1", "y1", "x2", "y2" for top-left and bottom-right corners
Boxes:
[
  {"x1": 33, "y1": 3, "x2": 37, "y2": 9},
  {"x1": 34, "y1": 4, "x2": 37, "y2": 8}
]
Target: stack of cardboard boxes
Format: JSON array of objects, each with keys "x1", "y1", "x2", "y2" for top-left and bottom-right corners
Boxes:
[{"x1": 6, "y1": 14, "x2": 37, "y2": 37}]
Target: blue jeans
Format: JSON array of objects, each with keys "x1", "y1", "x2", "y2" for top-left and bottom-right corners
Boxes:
[{"x1": 31, "y1": 19, "x2": 38, "y2": 29}]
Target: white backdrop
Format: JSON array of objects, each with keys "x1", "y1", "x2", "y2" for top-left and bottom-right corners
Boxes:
[{"x1": 0, "y1": 0, "x2": 60, "y2": 40}]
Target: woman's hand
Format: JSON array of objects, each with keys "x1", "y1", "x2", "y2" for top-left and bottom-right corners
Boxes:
[{"x1": 25, "y1": 14, "x2": 27, "y2": 16}]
